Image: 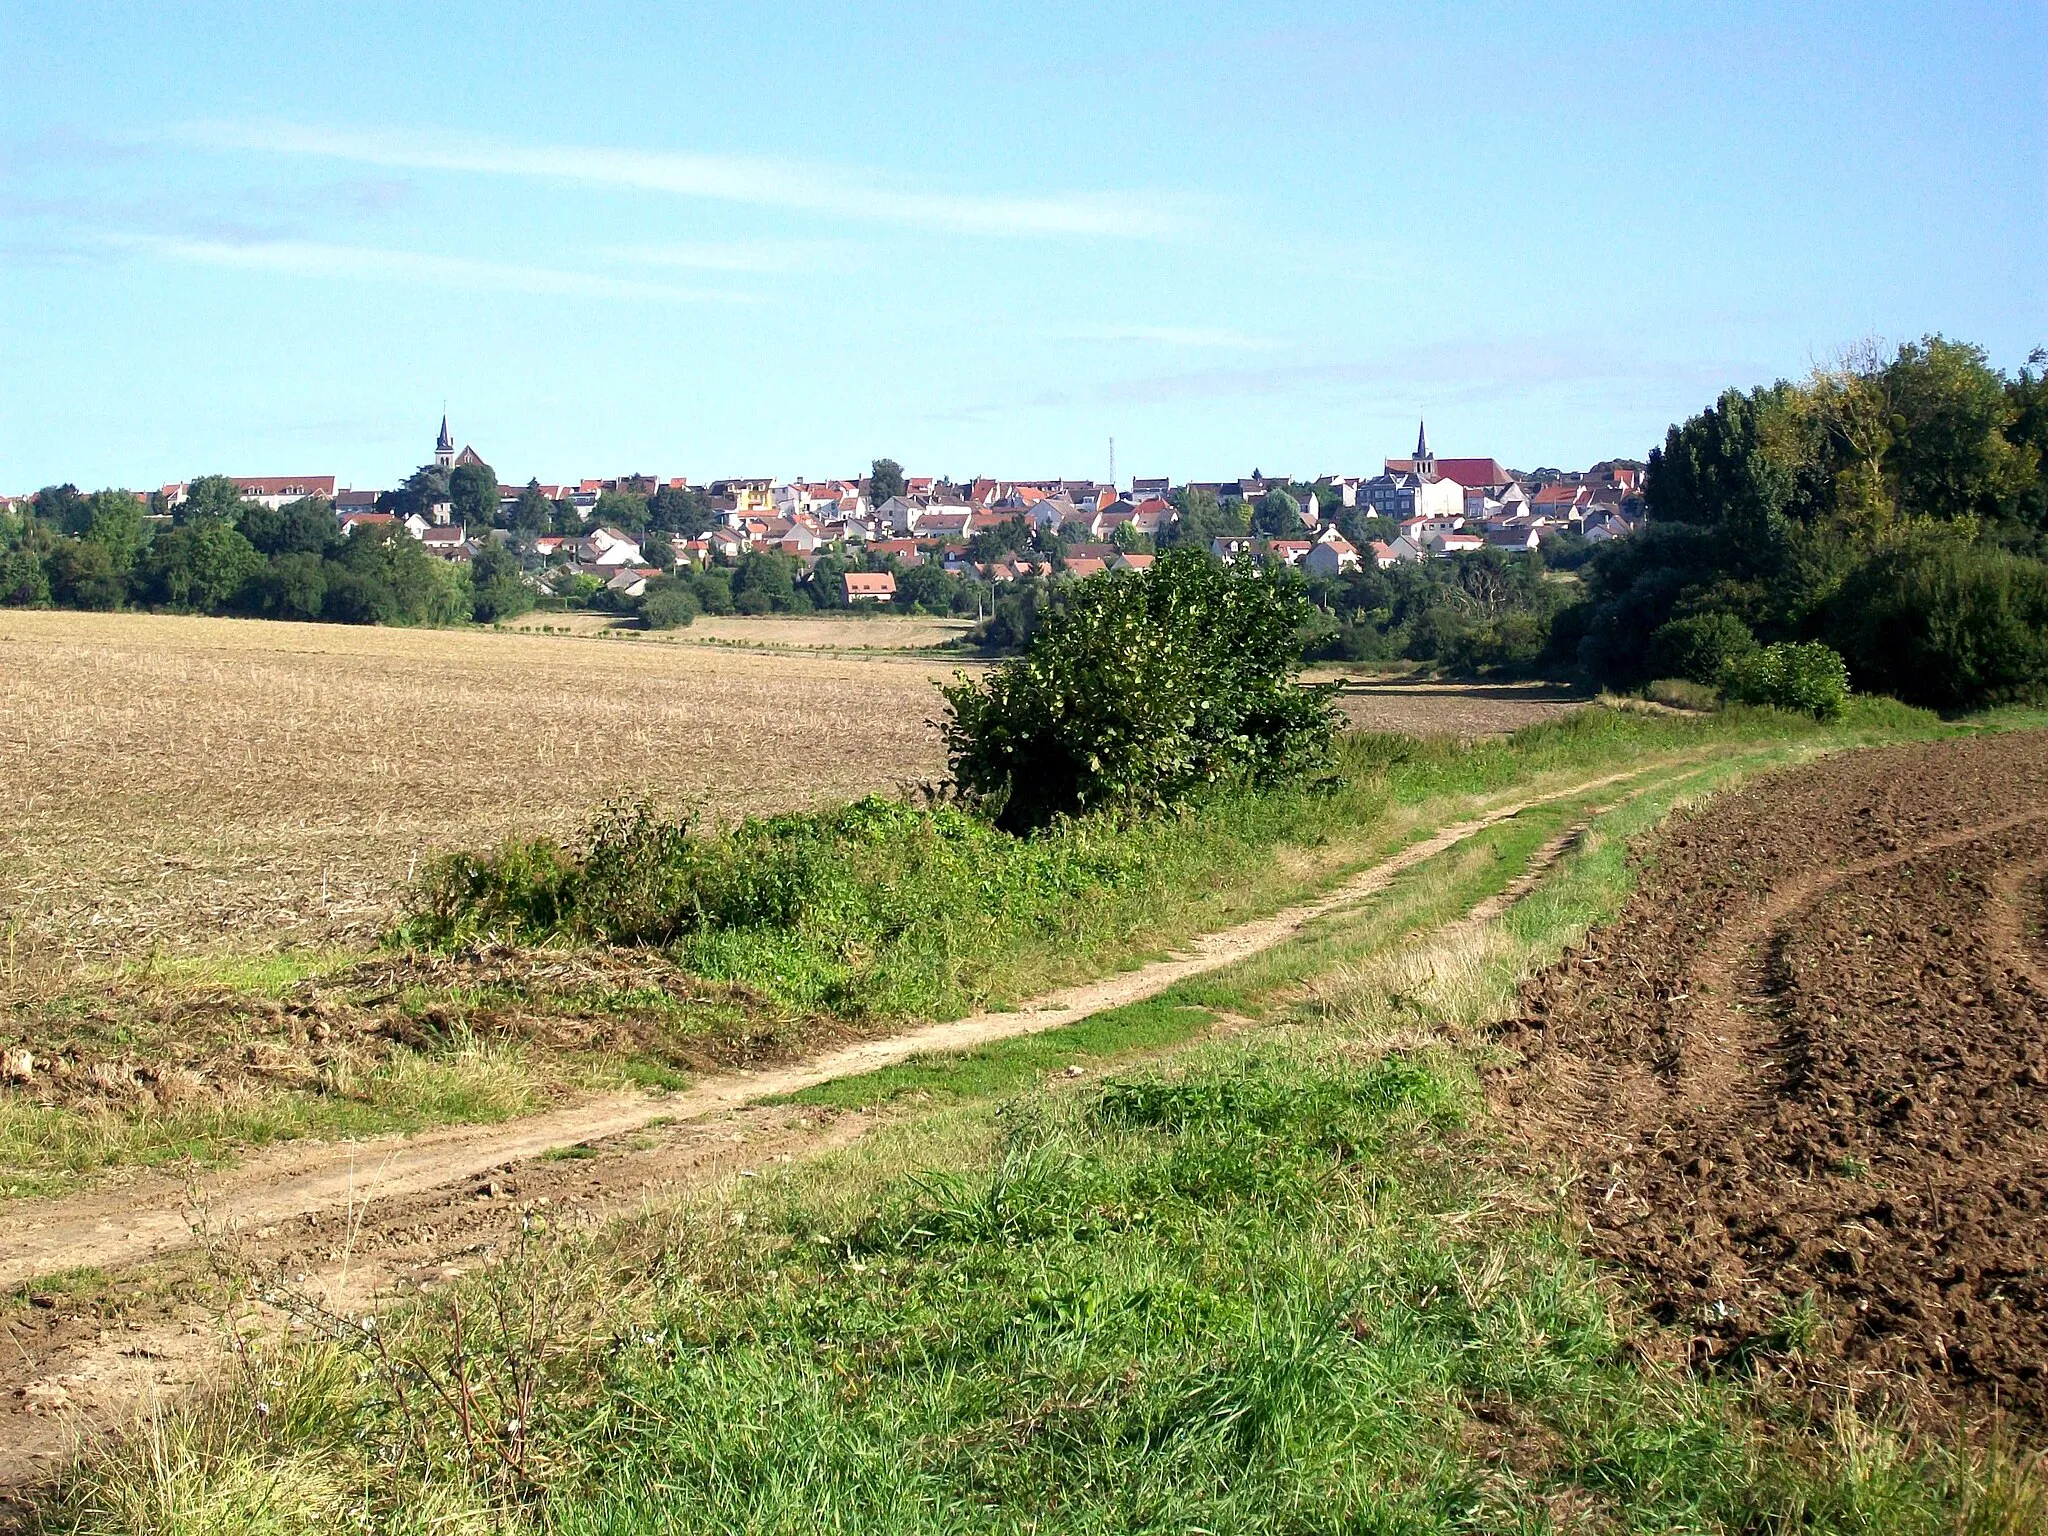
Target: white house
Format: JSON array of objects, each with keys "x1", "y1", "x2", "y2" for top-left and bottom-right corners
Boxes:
[
  {"x1": 1397, "y1": 510, "x2": 1465, "y2": 544},
  {"x1": 578, "y1": 527, "x2": 644, "y2": 567},
  {"x1": 1302, "y1": 531, "x2": 1360, "y2": 575}
]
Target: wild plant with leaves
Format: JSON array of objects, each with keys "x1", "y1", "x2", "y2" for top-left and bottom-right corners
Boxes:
[{"x1": 941, "y1": 548, "x2": 1340, "y2": 832}]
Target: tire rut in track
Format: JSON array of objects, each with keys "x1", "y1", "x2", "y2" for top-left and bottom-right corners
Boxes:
[{"x1": 1492, "y1": 730, "x2": 2048, "y2": 1429}]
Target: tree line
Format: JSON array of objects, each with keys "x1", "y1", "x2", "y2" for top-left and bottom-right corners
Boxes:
[
  {"x1": 1569, "y1": 337, "x2": 2048, "y2": 711},
  {"x1": 0, "y1": 476, "x2": 514, "y2": 627}
]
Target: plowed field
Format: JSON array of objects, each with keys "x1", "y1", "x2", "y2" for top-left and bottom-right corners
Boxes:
[{"x1": 1494, "y1": 731, "x2": 2048, "y2": 1427}]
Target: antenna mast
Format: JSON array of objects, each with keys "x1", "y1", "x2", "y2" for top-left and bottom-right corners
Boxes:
[{"x1": 1108, "y1": 435, "x2": 1117, "y2": 493}]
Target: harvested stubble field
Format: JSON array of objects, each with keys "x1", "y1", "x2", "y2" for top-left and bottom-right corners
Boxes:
[
  {"x1": 501, "y1": 612, "x2": 974, "y2": 650},
  {"x1": 0, "y1": 610, "x2": 951, "y2": 975},
  {"x1": 1494, "y1": 729, "x2": 2048, "y2": 1428},
  {"x1": 1318, "y1": 674, "x2": 1587, "y2": 737}
]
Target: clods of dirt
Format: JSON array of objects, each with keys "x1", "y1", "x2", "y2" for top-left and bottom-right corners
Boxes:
[{"x1": 1491, "y1": 731, "x2": 2048, "y2": 1429}]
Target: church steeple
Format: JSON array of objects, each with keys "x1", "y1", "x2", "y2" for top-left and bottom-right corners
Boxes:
[
  {"x1": 435, "y1": 413, "x2": 455, "y2": 471},
  {"x1": 1414, "y1": 420, "x2": 1434, "y2": 476}
]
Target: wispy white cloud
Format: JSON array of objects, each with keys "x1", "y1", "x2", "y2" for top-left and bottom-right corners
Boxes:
[
  {"x1": 603, "y1": 239, "x2": 832, "y2": 274},
  {"x1": 105, "y1": 232, "x2": 757, "y2": 304},
  {"x1": 1061, "y1": 324, "x2": 1278, "y2": 350},
  {"x1": 173, "y1": 120, "x2": 1193, "y2": 239}
]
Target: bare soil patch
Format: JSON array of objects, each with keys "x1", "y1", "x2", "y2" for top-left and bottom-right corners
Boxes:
[
  {"x1": 1492, "y1": 730, "x2": 2048, "y2": 1429},
  {"x1": 0, "y1": 611, "x2": 949, "y2": 976}
]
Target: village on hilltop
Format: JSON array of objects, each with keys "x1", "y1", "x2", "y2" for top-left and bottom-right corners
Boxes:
[{"x1": 7, "y1": 418, "x2": 1645, "y2": 610}]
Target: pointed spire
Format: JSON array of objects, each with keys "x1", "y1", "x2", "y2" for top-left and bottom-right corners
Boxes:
[
  {"x1": 437, "y1": 413, "x2": 454, "y2": 453},
  {"x1": 1415, "y1": 420, "x2": 1430, "y2": 460}
]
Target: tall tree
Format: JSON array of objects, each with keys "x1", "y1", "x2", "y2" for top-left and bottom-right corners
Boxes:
[
  {"x1": 869, "y1": 458, "x2": 906, "y2": 504},
  {"x1": 1252, "y1": 488, "x2": 1303, "y2": 536},
  {"x1": 647, "y1": 484, "x2": 714, "y2": 538},
  {"x1": 82, "y1": 490, "x2": 148, "y2": 572},
  {"x1": 449, "y1": 461, "x2": 500, "y2": 529},
  {"x1": 32, "y1": 484, "x2": 90, "y2": 534},
  {"x1": 507, "y1": 480, "x2": 554, "y2": 537},
  {"x1": 178, "y1": 475, "x2": 251, "y2": 524}
]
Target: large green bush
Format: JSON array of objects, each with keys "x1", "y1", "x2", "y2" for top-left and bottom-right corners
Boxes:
[
  {"x1": 638, "y1": 578, "x2": 700, "y2": 630},
  {"x1": 1827, "y1": 534, "x2": 2048, "y2": 710},
  {"x1": 1648, "y1": 611, "x2": 1754, "y2": 684},
  {"x1": 1721, "y1": 641, "x2": 1850, "y2": 719},
  {"x1": 940, "y1": 549, "x2": 1339, "y2": 832}
]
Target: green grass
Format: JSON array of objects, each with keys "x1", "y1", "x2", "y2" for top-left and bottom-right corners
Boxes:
[{"x1": 49, "y1": 726, "x2": 2048, "y2": 1534}]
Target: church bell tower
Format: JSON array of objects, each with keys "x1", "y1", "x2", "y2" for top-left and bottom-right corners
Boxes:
[{"x1": 435, "y1": 413, "x2": 455, "y2": 471}]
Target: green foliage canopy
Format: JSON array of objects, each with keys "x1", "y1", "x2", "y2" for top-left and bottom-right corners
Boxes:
[{"x1": 941, "y1": 548, "x2": 1338, "y2": 832}]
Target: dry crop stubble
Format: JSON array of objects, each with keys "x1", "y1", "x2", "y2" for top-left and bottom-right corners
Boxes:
[{"x1": 0, "y1": 610, "x2": 949, "y2": 979}]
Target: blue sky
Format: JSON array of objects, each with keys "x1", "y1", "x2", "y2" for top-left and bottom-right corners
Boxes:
[{"x1": 3, "y1": 1, "x2": 2041, "y2": 492}]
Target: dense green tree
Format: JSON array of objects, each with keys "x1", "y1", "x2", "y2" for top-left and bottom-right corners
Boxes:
[
  {"x1": 178, "y1": 475, "x2": 251, "y2": 524},
  {"x1": 1827, "y1": 529, "x2": 2048, "y2": 710},
  {"x1": 2004, "y1": 349, "x2": 2048, "y2": 549},
  {"x1": 238, "y1": 497, "x2": 333, "y2": 559},
  {"x1": 690, "y1": 567, "x2": 736, "y2": 615},
  {"x1": 248, "y1": 551, "x2": 330, "y2": 621},
  {"x1": 894, "y1": 561, "x2": 956, "y2": 613},
  {"x1": 383, "y1": 463, "x2": 450, "y2": 519},
  {"x1": 322, "y1": 523, "x2": 464, "y2": 625},
  {"x1": 506, "y1": 480, "x2": 554, "y2": 538},
  {"x1": 81, "y1": 490, "x2": 148, "y2": 573},
  {"x1": 33, "y1": 484, "x2": 91, "y2": 534},
  {"x1": 968, "y1": 515, "x2": 1033, "y2": 561},
  {"x1": 449, "y1": 461, "x2": 500, "y2": 529},
  {"x1": 133, "y1": 518, "x2": 263, "y2": 610},
  {"x1": 592, "y1": 490, "x2": 650, "y2": 533},
  {"x1": 45, "y1": 539, "x2": 126, "y2": 609},
  {"x1": 1162, "y1": 486, "x2": 1248, "y2": 548},
  {"x1": 869, "y1": 458, "x2": 906, "y2": 505},
  {"x1": 1648, "y1": 612, "x2": 1756, "y2": 683},
  {"x1": 1880, "y1": 337, "x2": 2035, "y2": 527},
  {"x1": 1252, "y1": 488, "x2": 1304, "y2": 536},
  {"x1": 1577, "y1": 336, "x2": 2048, "y2": 706},
  {"x1": 942, "y1": 549, "x2": 1337, "y2": 831},
  {"x1": 638, "y1": 577, "x2": 700, "y2": 630},
  {"x1": 0, "y1": 547, "x2": 50, "y2": 607},
  {"x1": 732, "y1": 550, "x2": 797, "y2": 611},
  {"x1": 469, "y1": 540, "x2": 535, "y2": 622},
  {"x1": 646, "y1": 484, "x2": 715, "y2": 538}
]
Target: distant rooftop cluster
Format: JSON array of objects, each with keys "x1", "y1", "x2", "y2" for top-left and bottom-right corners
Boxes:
[{"x1": 4, "y1": 418, "x2": 1646, "y2": 602}]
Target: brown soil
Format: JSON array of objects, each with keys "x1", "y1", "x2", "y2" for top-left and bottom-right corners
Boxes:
[{"x1": 1492, "y1": 731, "x2": 2048, "y2": 1429}]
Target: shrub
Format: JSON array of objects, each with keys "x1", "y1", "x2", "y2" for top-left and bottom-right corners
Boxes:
[
  {"x1": 1721, "y1": 641, "x2": 1850, "y2": 719},
  {"x1": 1648, "y1": 611, "x2": 1754, "y2": 683},
  {"x1": 941, "y1": 549, "x2": 1339, "y2": 832},
  {"x1": 1827, "y1": 535, "x2": 2048, "y2": 711},
  {"x1": 639, "y1": 580, "x2": 700, "y2": 630}
]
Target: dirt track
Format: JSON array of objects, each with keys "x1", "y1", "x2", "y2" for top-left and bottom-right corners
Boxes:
[
  {"x1": 0, "y1": 763, "x2": 1661, "y2": 1499},
  {"x1": 1494, "y1": 731, "x2": 2048, "y2": 1427}
]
